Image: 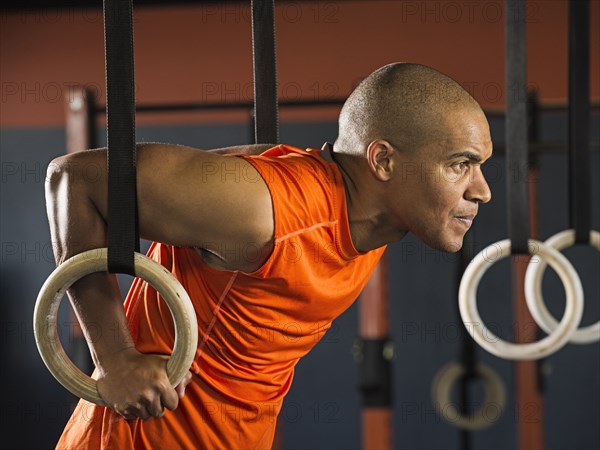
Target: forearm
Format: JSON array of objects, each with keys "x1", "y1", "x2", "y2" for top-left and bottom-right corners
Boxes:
[{"x1": 45, "y1": 154, "x2": 135, "y2": 372}]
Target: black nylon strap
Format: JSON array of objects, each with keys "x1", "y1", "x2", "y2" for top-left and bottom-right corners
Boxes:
[
  {"x1": 251, "y1": 0, "x2": 279, "y2": 144},
  {"x1": 357, "y1": 339, "x2": 392, "y2": 407},
  {"x1": 569, "y1": 0, "x2": 591, "y2": 244},
  {"x1": 505, "y1": 0, "x2": 529, "y2": 254},
  {"x1": 103, "y1": 0, "x2": 139, "y2": 275}
]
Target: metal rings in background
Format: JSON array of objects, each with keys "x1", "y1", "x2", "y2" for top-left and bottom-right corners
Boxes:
[
  {"x1": 525, "y1": 229, "x2": 600, "y2": 344},
  {"x1": 432, "y1": 362, "x2": 506, "y2": 430},
  {"x1": 459, "y1": 239, "x2": 584, "y2": 360},
  {"x1": 33, "y1": 248, "x2": 198, "y2": 406}
]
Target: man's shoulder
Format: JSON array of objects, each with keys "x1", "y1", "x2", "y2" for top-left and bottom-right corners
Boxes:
[
  {"x1": 249, "y1": 144, "x2": 323, "y2": 158},
  {"x1": 241, "y1": 144, "x2": 337, "y2": 186}
]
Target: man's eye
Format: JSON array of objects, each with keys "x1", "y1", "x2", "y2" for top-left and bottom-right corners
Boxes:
[{"x1": 453, "y1": 161, "x2": 469, "y2": 170}]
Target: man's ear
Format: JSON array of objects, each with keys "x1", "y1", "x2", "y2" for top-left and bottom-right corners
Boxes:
[{"x1": 366, "y1": 140, "x2": 395, "y2": 181}]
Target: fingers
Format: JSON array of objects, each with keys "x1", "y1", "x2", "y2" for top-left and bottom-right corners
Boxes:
[
  {"x1": 175, "y1": 383, "x2": 185, "y2": 399},
  {"x1": 115, "y1": 397, "x2": 166, "y2": 421},
  {"x1": 161, "y1": 384, "x2": 180, "y2": 411},
  {"x1": 114, "y1": 384, "x2": 176, "y2": 420},
  {"x1": 162, "y1": 370, "x2": 193, "y2": 410},
  {"x1": 99, "y1": 354, "x2": 192, "y2": 421},
  {"x1": 116, "y1": 402, "x2": 152, "y2": 421},
  {"x1": 143, "y1": 392, "x2": 166, "y2": 419},
  {"x1": 175, "y1": 371, "x2": 193, "y2": 399}
]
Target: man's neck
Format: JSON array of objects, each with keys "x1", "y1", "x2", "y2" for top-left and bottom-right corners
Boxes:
[{"x1": 330, "y1": 150, "x2": 407, "y2": 252}]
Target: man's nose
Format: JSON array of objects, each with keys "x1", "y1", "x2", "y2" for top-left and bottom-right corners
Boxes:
[{"x1": 466, "y1": 167, "x2": 492, "y2": 203}]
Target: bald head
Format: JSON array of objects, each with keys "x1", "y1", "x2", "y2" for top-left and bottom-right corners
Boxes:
[{"x1": 334, "y1": 63, "x2": 482, "y2": 157}]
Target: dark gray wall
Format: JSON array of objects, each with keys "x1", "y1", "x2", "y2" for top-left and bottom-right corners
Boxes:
[{"x1": 1, "y1": 115, "x2": 598, "y2": 449}]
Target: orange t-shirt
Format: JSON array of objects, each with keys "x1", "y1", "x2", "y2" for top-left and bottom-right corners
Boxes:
[{"x1": 56, "y1": 145, "x2": 387, "y2": 449}]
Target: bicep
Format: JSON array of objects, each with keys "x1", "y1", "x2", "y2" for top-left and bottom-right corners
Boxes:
[{"x1": 138, "y1": 144, "x2": 273, "y2": 251}]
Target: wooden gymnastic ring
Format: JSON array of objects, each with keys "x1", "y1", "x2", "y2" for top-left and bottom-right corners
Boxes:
[
  {"x1": 459, "y1": 239, "x2": 584, "y2": 360},
  {"x1": 525, "y1": 229, "x2": 600, "y2": 344},
  {"x1": 33, "y1": 248, "x2": 198, "y2": 406},
  {"x1": 432, "y1": 362, "x2": 506, "y2": 431}
]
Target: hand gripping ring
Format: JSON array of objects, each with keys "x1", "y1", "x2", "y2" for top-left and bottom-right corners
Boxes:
[
  {"x1": 33, "y1": 248, "x2": 198, "y2": 406},
  {"x1": 525, "y1": 229, "x2": 600, "y2": 344},
  {"x1": 432, "y1": 362, "x2": 506, "y2": 430},
  {"x1": 459, "y1": 239, "x2": 584, "y2": 360}
]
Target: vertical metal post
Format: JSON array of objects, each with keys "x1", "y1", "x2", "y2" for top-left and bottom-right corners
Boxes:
[
  {"x1": 65, "y1": 86, "x2": 97, "y2": 154},
  {"x1": 358, "y1": 252, "x2": 392, "y2": 449},
  {"x1": 458, "y1": 230, "x2": 476, "y2": 450}
]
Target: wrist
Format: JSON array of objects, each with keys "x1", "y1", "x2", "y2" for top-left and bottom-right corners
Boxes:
[{"x1": 94, "y1": 345, "x2": 139, "y2": 376}]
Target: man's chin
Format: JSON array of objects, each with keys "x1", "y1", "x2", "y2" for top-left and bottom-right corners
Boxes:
[
  {"x1": 442, "y1": 240, "x2": 464, "y2": 253},
  {"x1": 427, "y1": 236, "x2": 464, "y2": 253},
  {"x1": 413, "y1": 230, "x2": 465, "y2": 253}
]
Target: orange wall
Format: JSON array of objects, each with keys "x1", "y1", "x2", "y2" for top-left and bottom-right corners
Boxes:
[{"x1": 1, "y1": 0, "x2": 599, "y2": 128}]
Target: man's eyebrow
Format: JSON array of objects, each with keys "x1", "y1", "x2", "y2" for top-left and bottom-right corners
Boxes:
[{"x1": 447, "y1": 151, "x2": 483, "y2": 162}]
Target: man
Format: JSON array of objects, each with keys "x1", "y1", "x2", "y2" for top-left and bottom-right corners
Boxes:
[{"x1": 50, "y1": 62, "x2": 492, "y2": 449}]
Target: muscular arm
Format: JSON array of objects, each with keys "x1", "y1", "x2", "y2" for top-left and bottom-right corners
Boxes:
[{"x1": 45, "y1": 142, "x2": 274, "y2": 419}]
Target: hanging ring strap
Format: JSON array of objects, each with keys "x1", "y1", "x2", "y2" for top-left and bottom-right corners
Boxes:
[
  {"x1": 458, "y1": 0, "x2": 585, "y2": 360},
  {"x1": 524, "y1": 0, "x2": 598, "y2": 345},
  {"x1": 34, "y1": 0, "x2": 198, "y2": 405},
  {"x1": 568, "y1": 0, "x2": 591, "y2": 245},
  {"x1": 505, "y1": 0, "x2": 529, "y2": 255},
  {"x1": 104, "y1": 0, "x2": 139, "y2": 274},
  {"x1": 251, "y1": 0, "x2": 279, "y2": 144}
]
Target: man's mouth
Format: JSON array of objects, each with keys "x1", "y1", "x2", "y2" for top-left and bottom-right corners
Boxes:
[{"x1": 454, "y1": 215, "x2": 475, "y2": 228}]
